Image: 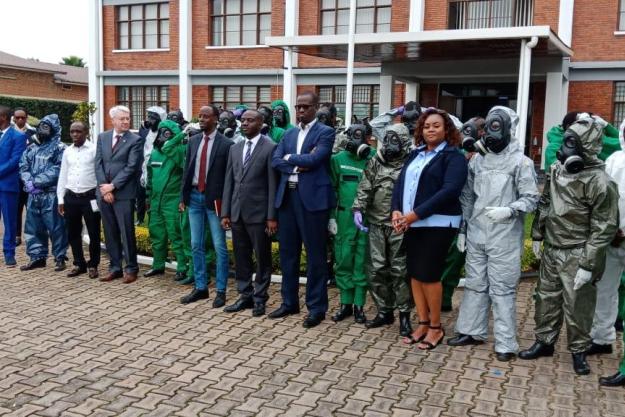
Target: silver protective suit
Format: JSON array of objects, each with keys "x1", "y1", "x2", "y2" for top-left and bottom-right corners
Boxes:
[
  {"x1": 455, "y1": 106, "x2": 540, "y2": 353},
  {"x1": 532, "y1": 115, "x2": 619, "y2": 353},
  {"x1": 590, "y1": 117, "x2": 625, "y2": 345}
]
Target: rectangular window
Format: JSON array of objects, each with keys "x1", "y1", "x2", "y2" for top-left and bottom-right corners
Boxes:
[
  {"x1": 117, "y1": 2, "x2": 169, "y2": 50},
  {"x1": 117, "y1": 86, "x2": 170, "y2": 130},
  {"x1": 211, "y1": 0, "x2": 271, "y2": 46},
  {"x1": 318, "y1": 85, "x2": 380, "y2": 120},
  {"x1": 212, "y1": 86, "x2": 271, "y2": 110},
  {"x1": 614, "y1": 82, "x2": 625, "y2": 127},
  {"x1": 620, "y1": 0, "x2": 625, "y2": 31},
  {"x1": 320, "y1": 0, "x2": 392, "y2": 35},
  {"x1": 448, "y1": 0, "x2": 534, "y2": 29}
]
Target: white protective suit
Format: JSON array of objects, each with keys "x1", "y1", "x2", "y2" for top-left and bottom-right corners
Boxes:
[
  {"x1": 590, "y1": 117, "x2": 625, "y2": 345},
  {"x1": 140, "y1": 106, "x2": 167, "y2": 187},
  {"x1": 454, "y1": 106, "x2": 540, "y2": 354},
  {"x1": 369, "y1": 106, "x2": 462, "y2": 143}
]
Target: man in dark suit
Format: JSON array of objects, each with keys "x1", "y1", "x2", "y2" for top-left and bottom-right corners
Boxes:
[
  {"x1": 270, "y1": 92, "x2": 336, "y2": 328},
  {"x1": 221, "y1": 110, "x2": 277, "y2": 317},
  {"x1": 179, "y1": 105, "x2": 233, "y2": 305},
  {"x1": 95, "y1": 105, "x2": 144, "y2": 284}
]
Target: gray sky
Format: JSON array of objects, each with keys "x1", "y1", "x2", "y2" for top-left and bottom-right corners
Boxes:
[{"x1": 1, "y1": 0, "x2": 89, "y2": 65}]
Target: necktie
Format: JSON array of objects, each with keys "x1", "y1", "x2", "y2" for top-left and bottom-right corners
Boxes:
[
  {"x1": 243, "y1": 140, "x2": 253, "y2": 169},
  {"x1": 197, "y1": 135, "x2": 209, "y2": 193},
  {"x1": 112, "y1": 134, "x2": 121, "y2": 151}
]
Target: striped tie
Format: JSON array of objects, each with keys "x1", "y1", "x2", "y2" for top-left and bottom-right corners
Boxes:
[{"x1": 243, "y1": 140, "x2": 253, "y2": 169}]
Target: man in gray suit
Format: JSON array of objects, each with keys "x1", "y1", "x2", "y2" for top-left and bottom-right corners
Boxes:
[
  {"x1": 221, "y1": 110, "x2": 278, "y2": 316},
  {"x1": 95, "y1": 105, "x2": 144, "y2": 284}
]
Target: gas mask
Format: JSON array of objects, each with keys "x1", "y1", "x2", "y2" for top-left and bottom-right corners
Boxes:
[
  {"x1": 272, "y1": 105, "x2": 288, "y2": 128},
  {"x1": 167, "y1": 110, "x2": 186, "y2": 128},
  {"x1": 143, "y1": 111, "x2": 161, "y2": 132},
  {"x1": 345, "y1": 124, "x2": 371, "y2": 159},
  {"x1": 316, "y1": 109, "x2": 333, "y2": 128},
  {"x1": 258, "y1": 106, "x2": 273, "y2": 135},
  {"x1": 153, "y1": 127, "x2": 175, "y2": 150},
  {"x1": 401, "y1": 108, "x2": 421, "y2": 136},
  {"x1": 461, "y1": 119, "x2": 488, "y2": 156},
  {"x1": 556, "y1": 131, "x2": 585, "y2": 173},
  {"x1": 217, "y1": 112, "x2": 237, "y2": 138},
  {"x1": 483, "y1": 109, "x2": 512, "y2": 154},
  {"x1": 381, "y1": 130, "x2": 403, "y2": 162},
  {"x1": 34, "y1": 122, "x2": 53, "y2": 145}
]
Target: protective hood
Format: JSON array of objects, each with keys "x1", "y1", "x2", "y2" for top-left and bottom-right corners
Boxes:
[
  {"x1": 377, "y1": 123, "x2": 411, "y2": 164},
  {"x1": 486, "y1": 106, "x2": 519, "y2": 142},
  {"x1": 39, "y1": 114, "x2": 62, "y2": 142},
  {"x1": 566, "y1": 114, "x2": 606, "y2": 166},
  {"x1": 271, "y1": 99, "x2": 292, "y2": 125},
  {"x1": 157, "y1": 119, "x2": 182, "y2": 136},
  {"x1": 619, "y1": 117, "x2": 625, "y2": 151},
  {"x1": 147, "y1": 106, "x2": 167, "y2": 121}
]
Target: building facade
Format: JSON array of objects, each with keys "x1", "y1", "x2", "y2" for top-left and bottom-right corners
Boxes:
[{"x1": 89, "y1": 0, "x2": 625, "y2": 164}]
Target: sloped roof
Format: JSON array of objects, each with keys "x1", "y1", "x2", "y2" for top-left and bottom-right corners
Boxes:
[{"x1": 0, "y1": 51, "x2": 87, "y2": 85}]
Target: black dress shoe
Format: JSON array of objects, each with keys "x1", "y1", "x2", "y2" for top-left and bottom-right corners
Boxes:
[
  {"x1": 224, "y1": 298, "x2": 254, "y2": 313},
  {"x1": 144, "y1": 268, "x2": 165, "y2": 277},
  {"x1": 252, "y1": 303, "x2": 266, "y2": 317},
  {"x1": 303, "y1": 315, "x2": 325, "y2": 328},
  {"x1": 518, "y1": 341, "x2": 555, "y2": 360},
  {"x1": 268, "y1": 305, "x2": 300, "y2": 319},
  {"x1": 399, "y1": 312, "x2": 413, "y2": 337},
  {"x1": 212, "y1": 291, "x2": 226, "y2": 308},
  {"x1": 67, "y1": 266, "x2": 87, "y2": 277},
  {"x1": 496, "y1": 352, "x2": 516, "y2": 362},
  {"x1": 365, "y1": 312, "x2": 394, "y2": 328},
  {"x1": 354, "y1": 306, "x2": 366, "y2": 324},
  {"x1": 20, "y1": 258, "x2": 46, "y2": 271},
  {"x1": 572, "y1": 352, "x2": 590, "y2": 375},
  {"x1": 586, "y1": 342, "x2": 613, "y2": 355},
  {"x1": 331, "y1": 304, "x2": 353, "y2": 322},
  {"x1": 54, "y1": 259, "x2": 66, "y2": 272},
  {"x1": 174, "y1": 272, "x2": 187, "y2": 281},
  {"x1": 180, "y1": 289, "x2": 209, "y2": 304},
  {"x1": 447, "y1": 334, "x2": 484, "y2": 347},
  {"x1": 599, "y1": 371, "x2": 625, "y2": 387}
]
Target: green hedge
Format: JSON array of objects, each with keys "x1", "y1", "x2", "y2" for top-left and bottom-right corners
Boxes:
[{"x1": 0, "y1": 96, "x2": 78, "y2": 143}]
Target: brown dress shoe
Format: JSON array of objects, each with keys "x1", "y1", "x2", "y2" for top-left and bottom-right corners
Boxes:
[
  {"x1": 123, "y1": 272, "x2": 138, "y2": 284},
  {"x1": 88, "y1": 268, "x2": 99, "y2": 279},
  {"x1": 100, "y1": 271, "x2": 123, "y2": 282}
]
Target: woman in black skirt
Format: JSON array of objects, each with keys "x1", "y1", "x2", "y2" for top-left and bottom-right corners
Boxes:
[{"x1": 391, "y1": 108, "x2": 468, "y2": 350}]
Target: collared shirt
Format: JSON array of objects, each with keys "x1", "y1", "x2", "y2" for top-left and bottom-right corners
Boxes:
[
  {"x1": 112, "y1": 130, "x2": 125, "y2": 149},
  {"x1": 192, "y1": 129, "x2": 217, "y2": 186},
  {"x1": 403, "y1": 141, "x2": 462, "y2": 228},
  {"x1": 57, "y1": 140, "x2": 97, "y2": 204},
  {"x1": 288, "y1": 118, "x2": 318, "y2": 182},
  {"x1": 242, "y1": 134, "x2": 261, "y2": 165}
]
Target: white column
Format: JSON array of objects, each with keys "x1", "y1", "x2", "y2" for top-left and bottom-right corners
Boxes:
[
  {"x1": 178, "y1": 0, "x2": 192, "y2": 119},
  {"x1": 409, "y1": 0, "x2": 425, "y2": 32},
  {"x1": 378, "y1": 76, "x2": 394, "y2": 113},
  {"x1": 345, "y1": 0, "x2": 357, "y2": 126},
  {"x1": 558, "y1": 0, "x2": 575, "y2": 47},
  {"x1": 516, "y1": 37, "x2": 538, "y2": 150},
  {"x1": 283, "y1": 0, "x2": 299, "y2": 124},
  {"x1": 88, "y1": 0, "x2": 103, "y2": 136},
  {"x1": 405, "y1": 82, "x2": 419, "y2": 103},
  {"x1": 541, "y1": 71, "x2": 565, "y2": 168}
]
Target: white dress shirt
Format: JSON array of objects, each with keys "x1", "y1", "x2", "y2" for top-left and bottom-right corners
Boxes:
[
  {"x1": 192, "y1": 130, "x2": 217, "y2": 186},
  {"x1": 242, "y1": 134, "x2": 261, "y2": 165},
  {"x1": 57, "y1": 140, "x2": 98, "y2": 204},
  {"x1": 288, "y1": 118, "x2": 317, "y2": 182}
]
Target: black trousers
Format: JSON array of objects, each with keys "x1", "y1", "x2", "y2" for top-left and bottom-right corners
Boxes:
[
  {"x1": 65, "y1": 190, "x2": 101, "y2": 268},
  {"x1": 231, "y1": 220, "x2": 272, "y2": 304}
]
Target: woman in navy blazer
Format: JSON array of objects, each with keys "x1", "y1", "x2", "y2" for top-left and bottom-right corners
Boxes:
[{"x1": 391, "y1": 108, "x2": 468, "y2": 351}]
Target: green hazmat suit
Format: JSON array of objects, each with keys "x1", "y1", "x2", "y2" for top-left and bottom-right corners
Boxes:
[
  {"x1": 352, "y1": 123, "x2": 413, "y2": 314},
  {"x1": 330, "y1": 148, "x2": 375, "y2": 306},
  {"x1": 159, "y1": 124, "x2": 215, "y2": 280},
  {"x1": 531, "y1": 116, "x2": 619, "y2": 353},
  {"x1": 271, "y1": 99, "x2": 296, "y2": 131}
]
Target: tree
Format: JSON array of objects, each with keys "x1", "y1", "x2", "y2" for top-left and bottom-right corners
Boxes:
[
  {"x1": 72, "y1": 102, "x2": 97, "y2": 138},
  {"x1": 60, "y1": 56, "x2": 86, "y2": 67}
]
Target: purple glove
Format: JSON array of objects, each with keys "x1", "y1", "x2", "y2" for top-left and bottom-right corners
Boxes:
[
  {"x1": 25, "y1": 181, "x2": 42, "y2": 195},
  {"x1": 353, "y1": 211, "x2": 369, "y2": 233},
  {"x1": 393, "y1": 106, "x2": 405, "y2": 116}
]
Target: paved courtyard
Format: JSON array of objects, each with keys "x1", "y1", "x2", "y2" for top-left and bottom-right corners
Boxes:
[{"x1": 1, "y1": 249, "x2": 625, "y2": 417}]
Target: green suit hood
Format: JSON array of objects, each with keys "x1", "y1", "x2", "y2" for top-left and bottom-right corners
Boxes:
[
  {"x1": 376, "y1": 123, "x2": 411, "y2": 166},
  {"x1": 158, "y1": 119, "x2": 182, "y2": 135},
  {"x1": 271, "y1": 99, "x2": 295, "y2": 130}
]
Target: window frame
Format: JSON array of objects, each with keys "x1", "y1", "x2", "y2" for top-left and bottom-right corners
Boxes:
[
  {"x1": 116, "y1": 2, "x2": 170, "y2": 50},
  {"x1": 614, "y1": 81, "x2": 625, "y2": 127},
  {"x1": 619, "y1": 0, "x2": 625, "y2": 31},
  {"x1": 117, "y1": 86, "x2": 170, "y2": 130},
  {"x1": 210, "y1": 0, "x2": 272, "y2": 47},
  {"x1": 211, "y1": 86, "x2": 272, "y2": 111},
  {"x1": 318, "y1": 84, "x2": 380, "y2": 120},
  {"x1": 319, "y1": 0, "x2": 392, "y2": 35}
]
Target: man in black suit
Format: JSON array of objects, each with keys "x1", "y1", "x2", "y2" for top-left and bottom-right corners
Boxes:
[
  {"x1": 270, "y1": 92, "x2": 337, "y2": 328},
  {"x1": 179, "y1": 105, "x2": 233, "y2": 305},
  {"x1": 95, "y1": 105, "x2": 144, "y2": 284},
  {"x1": 221, "y1": 110, "x2": 277, "y2": 317}
]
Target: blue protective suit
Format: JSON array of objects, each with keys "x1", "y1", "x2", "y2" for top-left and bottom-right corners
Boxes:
[{"x1": 19, "y1": 114, "x2": 67, "y2": 262}]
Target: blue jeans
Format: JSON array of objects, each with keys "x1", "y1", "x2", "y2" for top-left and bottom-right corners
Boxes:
[{"x1": 188, "y1": 189, "x2": 229, "y2": 291}]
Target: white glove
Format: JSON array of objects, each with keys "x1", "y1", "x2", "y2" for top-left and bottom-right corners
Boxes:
[
  {"x1": 573, "y1": 268, "x2": 593, "y2": 291},
  {"x1": 484, "y1": 206, "x2": 513, "y2": 222},
  {"x1": 532, "y1": 241, "x2": 542, "y2": 258},
  {"x1": 456, "y1": 234, "x2": 466, "y2": 253},
  {"x1": 328, "y1": 219, "x2": 338, "y2": 236}
]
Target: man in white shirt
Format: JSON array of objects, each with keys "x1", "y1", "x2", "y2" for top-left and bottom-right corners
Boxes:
[{"x1": 57, "y1": 121, "x2": 100, "y2": 278}]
